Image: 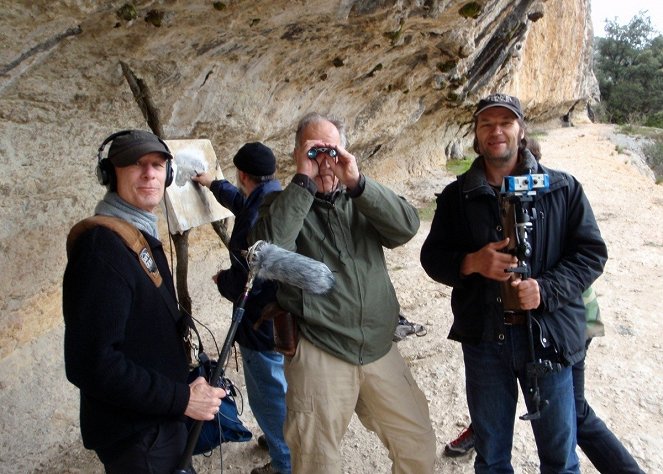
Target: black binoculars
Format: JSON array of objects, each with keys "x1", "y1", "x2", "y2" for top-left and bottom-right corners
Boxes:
[{"x1": 307, "y1": 147, "x2": 337, "y2": 159}]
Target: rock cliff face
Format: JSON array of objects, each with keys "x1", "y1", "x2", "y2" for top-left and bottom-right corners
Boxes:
[{"x1": 0, "y1": 1, "x2": 594, "y2": 356}]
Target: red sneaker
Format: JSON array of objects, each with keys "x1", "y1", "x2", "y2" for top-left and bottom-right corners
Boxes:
[{"x1": 444, "y1": 425, "x2": 475, "y2": 457}]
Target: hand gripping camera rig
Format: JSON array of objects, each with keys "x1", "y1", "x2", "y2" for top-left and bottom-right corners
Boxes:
[{"x1": 499, "y1": 172, "x2": 558, "y2": 421}]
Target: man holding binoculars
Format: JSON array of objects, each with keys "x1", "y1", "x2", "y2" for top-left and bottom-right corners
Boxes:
[{"x1": 251, "y1": 112, "x2": 436, "y2": 474}]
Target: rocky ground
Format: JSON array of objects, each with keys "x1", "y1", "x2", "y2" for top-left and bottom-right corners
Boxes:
[{"x1": 14, "y1": 123, "x2": 663, "y2": 473}]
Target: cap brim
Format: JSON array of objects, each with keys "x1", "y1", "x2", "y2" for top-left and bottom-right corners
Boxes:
[{"x1": 110, "y1": 142, "x2": 173, "y2": 167}]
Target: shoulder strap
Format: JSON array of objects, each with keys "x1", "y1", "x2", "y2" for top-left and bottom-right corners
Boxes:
[
  {"x1": 67, "y1": 215, "x2": 163, "y2": 287},
  {"x1": 67, "y1": 215, "x2": 205, "y2": 358}
]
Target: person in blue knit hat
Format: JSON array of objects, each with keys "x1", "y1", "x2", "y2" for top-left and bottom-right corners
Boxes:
[{"x1": 193, "y1": 142, "x2": 290, "y2": 474}]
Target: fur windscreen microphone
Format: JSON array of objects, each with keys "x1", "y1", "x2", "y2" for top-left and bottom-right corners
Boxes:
[{"x1": 247, "y1": 241, "x2": 335, "y2": 295}]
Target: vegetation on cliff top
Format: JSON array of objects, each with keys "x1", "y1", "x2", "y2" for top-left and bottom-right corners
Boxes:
[{"x1": 594, "y1": 12, "x2": 663, "y2": 182}]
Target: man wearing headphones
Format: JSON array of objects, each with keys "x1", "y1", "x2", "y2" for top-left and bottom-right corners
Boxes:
[{"x1": 63, "y1": 129, "x2": 226, "y2": 473}]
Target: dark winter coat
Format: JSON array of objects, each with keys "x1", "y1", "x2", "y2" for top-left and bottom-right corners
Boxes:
[
  {"x1": 420, "y1": 156, "x2": 608, "y2": 365},
  {"x1": 63, "y1": 225, "x2": 190, "y2": 462},
  {"x1": 210, "y1": 178, "x2": 281, "y2": 351}
]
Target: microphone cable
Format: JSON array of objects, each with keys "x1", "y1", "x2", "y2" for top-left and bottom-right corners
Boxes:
[
  {"x1": 163, "y1": 186, "x2": 176, "y2": 277},
  {"x1": 162, "y1": 170, "x2": 246, "y2": 473}
]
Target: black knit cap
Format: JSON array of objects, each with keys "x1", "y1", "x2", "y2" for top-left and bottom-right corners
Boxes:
[
  {"x1": 108, "y1": 130, "x2": 173, "y2": 167},
  {"x1": 233, "y1": 142, "x2": 276, "y2": 176},
  {"x1": 474, "y1": 93, "x2": 524, "y2": 119}
]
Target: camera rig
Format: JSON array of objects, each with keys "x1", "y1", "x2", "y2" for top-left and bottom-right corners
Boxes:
[
  {"x1": 500, "y1": 172, "x2": 560, "y2": 421},
  {"x1": 499, "y1": 174, "x2": 548, "y2": 282},
  {"x1": 502, "y1": 173, "x2": 549, "y2": 195}
]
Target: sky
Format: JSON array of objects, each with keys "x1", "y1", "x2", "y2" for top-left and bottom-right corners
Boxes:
[{"x1": 591, "y1": 0, "x2": 663, "y2": 36}]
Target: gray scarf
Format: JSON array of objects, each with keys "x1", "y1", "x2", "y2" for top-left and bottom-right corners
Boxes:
[{"x1": 95, "y1": 192, "x2": 159, "y2": 239}]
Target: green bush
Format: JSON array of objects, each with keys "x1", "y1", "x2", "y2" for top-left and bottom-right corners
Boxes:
[
  {"x1": 418, "y1": 200, "x2": 437, "y2": 222},
  {"x1": 116, "y1": 3, "x2": 137, "y2": 21},
  {"x1": 446, "y1": 157, "x2": 473, "y2": 176},
  {"x1": 619, "y1": 124, "x2": 637, "y2": 135},
  {"x1": 645, "y1": 112, "x2": 663, "y2": 129},
  {"x1": 643, "y1": 137, "x2": 663, "y2": 183},
  {"x1": 618, "y1": 124, "x2": 663, "y2": 139},
  {"x1": 594, "y1": 13, "x2": 663, "y2": 126}
]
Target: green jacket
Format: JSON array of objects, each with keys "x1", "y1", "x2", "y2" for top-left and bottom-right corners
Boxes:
[{"x1": 251, "y1": 176, "x2": 420, "y2": 365}]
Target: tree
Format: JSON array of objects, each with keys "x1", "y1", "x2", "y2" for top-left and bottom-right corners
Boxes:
[{"x1": 594, "y1": 12, "x2": 663, "y2": 125}]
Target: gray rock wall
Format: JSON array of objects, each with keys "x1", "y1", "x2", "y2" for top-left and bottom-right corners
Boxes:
[{"x1": 0, "y1": 0, "x2": 595, "y2": 353}]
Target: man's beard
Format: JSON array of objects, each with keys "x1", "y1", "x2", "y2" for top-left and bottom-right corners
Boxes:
[{"x1": 482, "y1": 144, "x2": 518, "y2": 167}]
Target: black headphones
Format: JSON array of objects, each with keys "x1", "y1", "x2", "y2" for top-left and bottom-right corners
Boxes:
[{"x1": 96, "y1": 130, "x2": 174, "y2": 190}]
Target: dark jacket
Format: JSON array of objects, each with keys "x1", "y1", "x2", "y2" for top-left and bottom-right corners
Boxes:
[
  {"x1": 63, "y1": 225, "x2": 190, "y2": 462},
  {"x1": 251, "y1": 175, "x2": 420, "y2": 365},
  {"x1": 420, "y1": 155, "x2": 607, "y2": 366},
  {"x1": 210, "y1": 178, "x2": 281, "y2": 351}
]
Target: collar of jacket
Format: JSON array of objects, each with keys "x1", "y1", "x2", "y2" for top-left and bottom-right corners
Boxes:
[
  {"x1": 461, "y1": 149, "x2": 540, "y2": 197},
  {"x1": 314, "y1": 186, "x2": 346, "y2": 205},
  {"x1": 254, "y1": 178, "x2": 281, "y2": 193},
  {"x1": 247, "y1": 178, "x2": 281, "y2": 202}
]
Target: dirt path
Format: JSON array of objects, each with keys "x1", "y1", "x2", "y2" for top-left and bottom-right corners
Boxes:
[{"x1": 32, "y1": 123, "x2": 663, "y2": 473}]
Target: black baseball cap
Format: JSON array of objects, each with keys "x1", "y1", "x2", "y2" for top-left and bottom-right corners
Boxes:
[
  {"x1": 108, "y1": 130, "x2": 173, "y2": 167},
  {"x1": 474, "y1": 94, "x2": 524, "y2": 119}
]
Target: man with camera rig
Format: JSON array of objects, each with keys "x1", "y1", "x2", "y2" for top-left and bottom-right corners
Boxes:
[
  {"x1": 63, "y1": 129, "x2": 226, "y2": 473},
  {"x1": 250, "y1": 112, "x2": 436, "y2": 473},
  {"x1": 420, "y1": 94, "x2": 608, "y2": 473},
  {"x1": 441, "y1": 140, "x2": 644, "y2": 473}
]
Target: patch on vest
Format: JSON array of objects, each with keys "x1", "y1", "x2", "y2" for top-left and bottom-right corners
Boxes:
[{"x1": 139, "y1": 247, "x2": 158, "y2": 273}]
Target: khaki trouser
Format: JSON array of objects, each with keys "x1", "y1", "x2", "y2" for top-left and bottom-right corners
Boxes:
[{"x1": 284, "y1": 337, "x2": 436, "y2": 474}]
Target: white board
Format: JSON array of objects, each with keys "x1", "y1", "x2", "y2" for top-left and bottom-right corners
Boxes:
[{"x1": 163, "y1": 139, "x2": 234, "y2": 233}]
